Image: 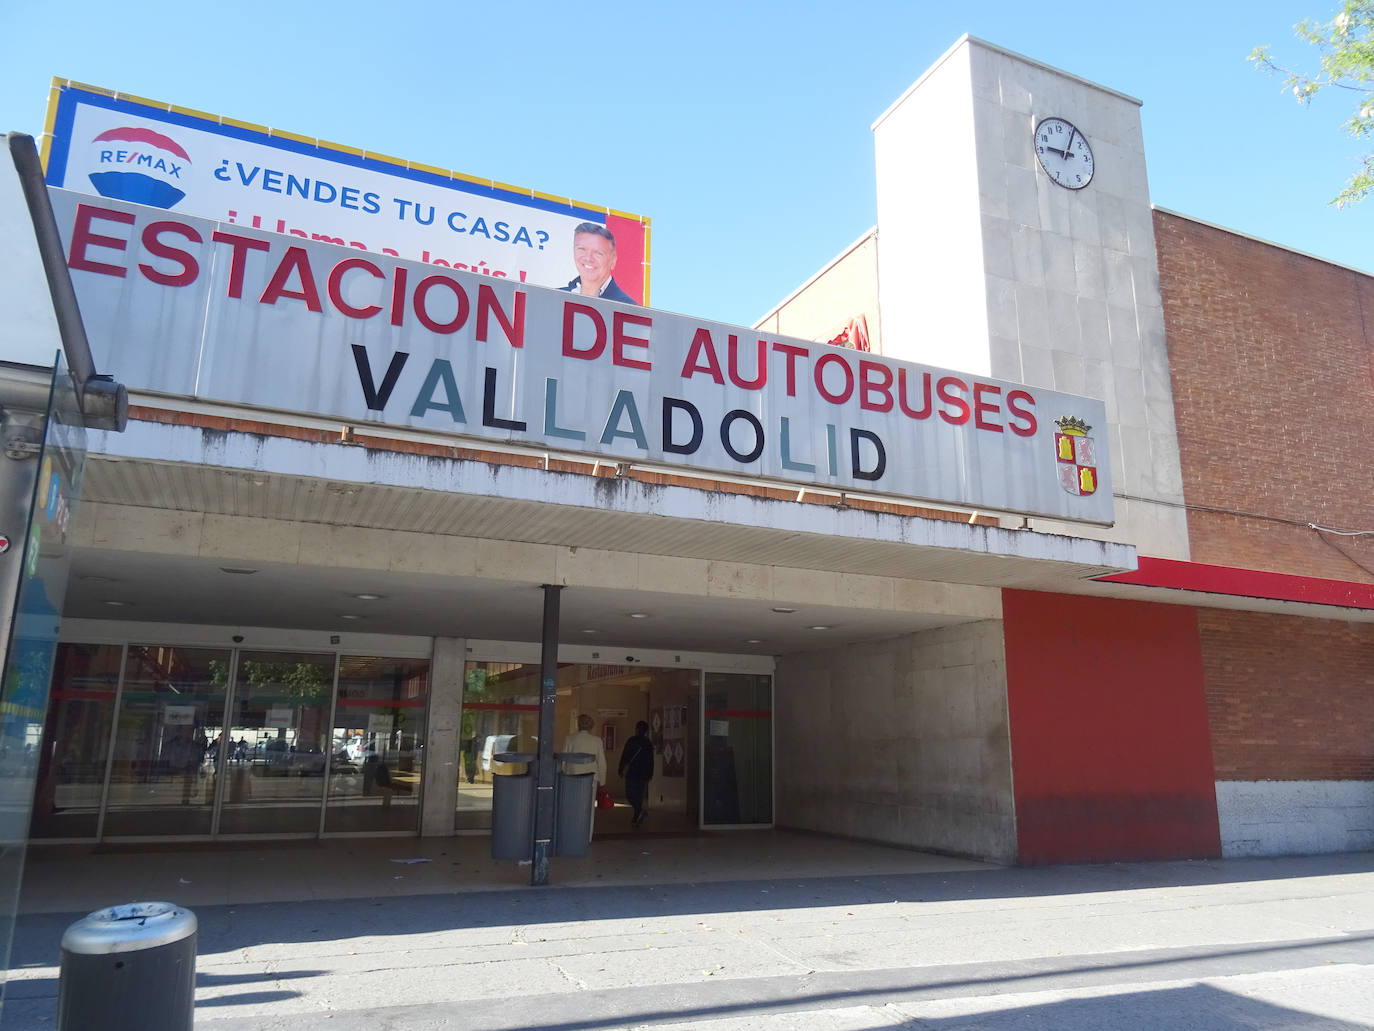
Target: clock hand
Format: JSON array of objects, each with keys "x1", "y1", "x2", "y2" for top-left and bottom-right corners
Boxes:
[{"x1": 1064, "y1": 129, "x2": 1078, "y2": 158}]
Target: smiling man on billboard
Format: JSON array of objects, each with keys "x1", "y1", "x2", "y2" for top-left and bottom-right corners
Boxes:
[{"x1": 560, "y1": 222, "x2": 635, "y2": 304}]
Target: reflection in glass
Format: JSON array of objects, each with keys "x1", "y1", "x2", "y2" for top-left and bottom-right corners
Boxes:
[
  {"x1": 31, "y1": 644, "x2": 122, "y2": 839},
  {"x1": 103, "y1": 646, "x2": 229, "y2": 837},
  {"x1": 703, "y1": 673, "x2": 773, "y2": 825},
  {"x1": 325, "y1": 656, "x2": 429, "y2": 833},
  {"x1": 218, "y1": 651, "x2": 333, "y2": 835},
  {"x1": 456, "y1": 662, "x2": 541, "y2": 830}
]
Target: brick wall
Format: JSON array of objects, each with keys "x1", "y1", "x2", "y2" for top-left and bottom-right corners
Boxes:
[
  {"x1": 1153, "y1": 211, "x2": 1373, "y2": 584},
  {"x1": 1200, "y1": 608, "x2": 1374, "y2": 780}
]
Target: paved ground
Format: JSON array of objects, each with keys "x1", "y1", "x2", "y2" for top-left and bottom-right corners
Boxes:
[{"x1": 5, "y1": 834, "x2": 1373, "y2": 1029}]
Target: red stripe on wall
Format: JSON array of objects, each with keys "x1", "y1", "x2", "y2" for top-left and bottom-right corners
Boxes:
[
  {"x1": 1003, "y1": 589, "x2": 1221, "y2": 864},
  {"x1": 1097, "y1": 557, "x2": 1374, "y2": 609},
  {"x1": 704, "y1": 709, "x2": 771, "y2": 719}
]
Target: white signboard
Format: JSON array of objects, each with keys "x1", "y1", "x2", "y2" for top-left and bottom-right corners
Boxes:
[
  {"x1": 51, "y1": 190, "x2": 1114, "y2": 524},
  {"x1": 266, "y1": 707, "x2": 293, "y2": 730},
  {"x1": 43, "y1": 82, "x2": 649, "y2": 303},
  {"x1": 163, "y1": 704, "x2": 195, "y2": 727}
]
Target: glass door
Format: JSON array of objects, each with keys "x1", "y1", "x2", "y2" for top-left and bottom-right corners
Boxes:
[
  {"x1": 217, "y1": 650, "x2": 335, "y2": 836},
  {"x1": 702, "y1": 672, "x2": 773, "y2": 826},
  {"x1": 103, "y1": 646, "x2": 230, "y2": 837}
]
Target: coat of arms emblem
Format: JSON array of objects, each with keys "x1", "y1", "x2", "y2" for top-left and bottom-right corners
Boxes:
[{"x1": 1054, "y1": 416, "x2": 1098, "y2": 497}]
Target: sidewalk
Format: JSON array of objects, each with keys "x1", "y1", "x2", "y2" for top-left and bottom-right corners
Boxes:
[{"x1": 7, "y1": 836, "x2": 1374, "y2": 1029}]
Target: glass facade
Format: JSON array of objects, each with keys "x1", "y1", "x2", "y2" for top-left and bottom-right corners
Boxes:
[
  {"x1": 31, "y1": 641, "x2": 771, "y2": 840},
  {"x1": 30, "y1": 643, "x2": 429, "y2": 840}
]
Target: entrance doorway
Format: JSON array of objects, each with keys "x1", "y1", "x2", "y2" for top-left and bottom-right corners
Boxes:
[{"x1": 456, "y1": 658, "x2": 773, "y2": 833}]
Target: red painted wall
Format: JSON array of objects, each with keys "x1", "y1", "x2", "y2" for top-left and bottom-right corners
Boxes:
[{"x1": 1003, "y1": 590, "x2": 1221, "y2": 864}]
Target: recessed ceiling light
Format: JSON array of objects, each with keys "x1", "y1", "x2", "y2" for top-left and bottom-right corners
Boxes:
[
  {"x1": 580, "y1": 628, "x2": 598, "y2": 635},
  {"x1": 80, "y1": 575, "x2": 114, "y2": 584},
  {"x1": 219, "y1": 567, "x2": 258, "y2": 575},
  {"x1": 353, "y1": 593, "x2": 384, "y2": 601},
  {"x1": 746, "y1": 638, "x2": 763, "y2": 644},
  {"x1": 808, "y1": 625, "x2": 831, "y2": 631},
  {"x1": 339, "y1": 614, "x2": 362, "y2": 621},
  {"x1": 104, "y1": 600, "x2": 130, "y2": 607},
  {"x1": 627, "y1": 612, "x2": 650, "y2": 619},
  {"x1": 771, "y1": 606, "x2": 796, "y2": 614}
]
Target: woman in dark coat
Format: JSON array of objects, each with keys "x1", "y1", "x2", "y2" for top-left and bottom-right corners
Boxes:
[{"x1": 617, "y1": 721, "x2": 655, "y2": 825}]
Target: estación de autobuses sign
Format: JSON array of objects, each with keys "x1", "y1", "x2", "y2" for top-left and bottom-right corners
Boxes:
[{"x1": 50, "y1": 189, "x2": 1114, "y2": 525}]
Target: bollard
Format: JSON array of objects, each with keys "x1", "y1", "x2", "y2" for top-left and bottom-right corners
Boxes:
[{"x1": 58, "y1": 901, "x2": 197, "y2": 1031}]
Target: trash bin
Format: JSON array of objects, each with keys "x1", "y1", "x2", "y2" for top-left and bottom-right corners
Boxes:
[
  {"x1": 489, "y1": 751, "x2": 535, "y2": 859},
  {"x1": 58, "y1": 901, "x2": 197, "y2": 1031},
  {"x1": 553, "y1": 750, "x2": 595, "y2": 858}
]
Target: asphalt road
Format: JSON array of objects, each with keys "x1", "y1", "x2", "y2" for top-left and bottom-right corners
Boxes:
[{"x1": 6, "y1": 850, "x2": 1373, "y2": 1029}]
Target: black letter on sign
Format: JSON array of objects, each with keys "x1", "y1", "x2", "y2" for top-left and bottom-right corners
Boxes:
[
  {"x1": 850, "y1": 428, "x2": 886, "y2": 481},
  {"x1": 482, "y1": 367, "x2": 527, "y2": 431},
  {"x1": 662, "y1": 397, "x2": 703, "y2": 455},
  {"x1": 721, "y1": 409, "x2": 765, "y2": 464},
  {"x1": 352, "y1": 345, "x2": 409, "y2": 411}
]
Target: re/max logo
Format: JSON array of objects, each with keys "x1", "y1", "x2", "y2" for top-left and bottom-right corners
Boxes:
[{"x1": 98, "y1": 150, "x2": 183, "y2": 177}]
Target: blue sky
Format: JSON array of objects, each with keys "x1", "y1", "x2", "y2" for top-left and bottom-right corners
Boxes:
[{"x1": 4, "y1": 0, "x2": 1368, "y2": 329}]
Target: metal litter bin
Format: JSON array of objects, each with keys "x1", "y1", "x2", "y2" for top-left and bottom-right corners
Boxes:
[
  {"x1": 489, "y1": 751, "x2": 535, "y2": 859},
  {"x1": 553, "y1": 750, "x2": 596, "y2": 857},
  {"x1": 58, "y1": 901, "x2": 197, "y2": 1031}
]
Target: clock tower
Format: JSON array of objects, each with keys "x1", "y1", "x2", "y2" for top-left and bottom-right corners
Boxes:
[{"x1": 872, "y1": 36, "x2": 1188, "y2": 558}]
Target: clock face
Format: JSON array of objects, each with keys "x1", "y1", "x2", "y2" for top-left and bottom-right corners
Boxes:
[{"x1": 1034, "y1": 117, "x2": 1094, "y2": 190}]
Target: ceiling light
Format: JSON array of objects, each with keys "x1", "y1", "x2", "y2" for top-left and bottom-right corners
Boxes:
[
  {"x1": 339, "y1": 614, "x2": 362, "y2": 621},
  {"x1": 104, "y1": 600, "x2": 130, "y2": 608},
  {"x1": 353, "y1": 593, "x2": 384, "y2": 601},
  {"x1": 746, "y1": 638, "x2": 763, "y2": 644},
  {"x1": 79, "y1": 575, "x2": 114, "y2": 584},
  {"x1": 808, "y1": 625, "x2": 831, "y2": 631},
  {"x1": 580, "y1": 628, "x2": 598, "y2": 635},
  {"x1": 627, "y1": 612, "x2": 650, "y2": 619},
  {"x1": 771, "y1": 606, "x2": 796, "y2": 614},
  {"x1": 219, "y1": 567, "x2": 258, "y2": 575}
]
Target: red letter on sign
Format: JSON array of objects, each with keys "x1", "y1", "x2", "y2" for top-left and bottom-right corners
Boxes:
[
  {"x1": 973, "y1": 382, "x2": 1004, "y2": 432},
  {"x1": 210, "y1": 231, "x2": 271, "y2": 299},
  {"x1": 563, "y1": 302, "x2": 607, "y2": 360},
  {"x1": 613, "y1": 311, "x2": 653, "y2": 370},
  {"x1": 681, "y1": 328, "x2": 724, "y2": 383},
  {"x1": 260, "y1": 246, "x2": 323, "y2": 312},
  {"x1": 1007, "y1": 389, "x2": 1038, "y2": 437},
  {"x1": 858, "y1": 360, "x2": 894, "y2": 413},
  {"x1": 477, "y1": 284, "x2": 525, "y2": 349},
  {"x1": 328, "y1": 257, "x2": 384, "y2": 319},
  {"x1": 139, "y1": 221, "x2": 202, "y2": 287},
  {"x1": 936, "y1": 376, "x2": 971, "y2": 425},
  {"x1": 69, "y1": 204, "x2": 134, "y2": 277}
]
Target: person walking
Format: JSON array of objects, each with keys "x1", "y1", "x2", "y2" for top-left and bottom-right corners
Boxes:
[
  {"x1": 617, "y1": 720, "x2": 655, "y2": 826},
  {"x1": 561, "y1": 714, "x2": 608, "y2": 841}
]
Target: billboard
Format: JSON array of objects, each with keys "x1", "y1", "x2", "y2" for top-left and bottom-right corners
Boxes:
[
  {"x1": 40, "y1": 80, "x2": 650, "y2": 304},
  {"x1": 51, "y1": 190, "x2": 1114, "y2": 524}
]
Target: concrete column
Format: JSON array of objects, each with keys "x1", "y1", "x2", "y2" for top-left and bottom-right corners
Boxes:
[{"x1": 420, "y1": 636, "x2": 466, "y2": 837}]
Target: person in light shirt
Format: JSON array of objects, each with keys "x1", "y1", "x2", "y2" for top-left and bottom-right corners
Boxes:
[
  {"x1": 561, "y1": 713, "x2": 608, "y2": 840},
  {"x1": 559, "y1": 222, "x2": 635, "y2": 303}
]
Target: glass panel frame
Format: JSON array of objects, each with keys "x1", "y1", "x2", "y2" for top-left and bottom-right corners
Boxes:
[
  {"x1": 701, "y1": 671, "x2": 774, "y2": 827},
  {"x1": 216, "y1": 649, "x2": 336, "y2": 837},
  {"x1": 101, "y1": 645, "x2": 232, "y2": 838},
  {"x1": 324, "y1": 655, "x2": 430, "y2": 834}
]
